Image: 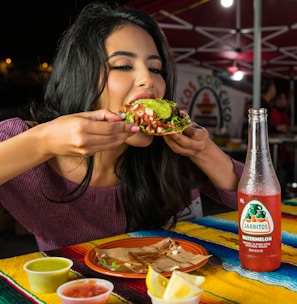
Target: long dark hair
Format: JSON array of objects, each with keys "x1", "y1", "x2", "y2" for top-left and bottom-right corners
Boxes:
[{"x1": 31, "y1": 2, "x2": 199, "y2": 231}]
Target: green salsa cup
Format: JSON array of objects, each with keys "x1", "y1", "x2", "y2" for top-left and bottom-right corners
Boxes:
[{"x1": 23, "y1": 257, "x2": 73, "y2": 293}]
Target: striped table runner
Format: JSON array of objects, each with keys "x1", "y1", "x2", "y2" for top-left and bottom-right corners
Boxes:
[{"x1": 1, "y1": 202, "x2": 297, "y2": 303}]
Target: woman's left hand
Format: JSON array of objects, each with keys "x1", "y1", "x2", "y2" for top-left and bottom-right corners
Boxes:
[
  {"x1": 163, "y1": 123, "x2": 210, "y2": 157},
  {"x1": 163, "y1": 123, "x2": 240, "y2": 190}
]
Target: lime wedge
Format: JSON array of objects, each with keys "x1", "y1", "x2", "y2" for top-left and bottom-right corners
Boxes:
[{"x1": 136, "y1": 99, "x2": 174, "y2": 120}]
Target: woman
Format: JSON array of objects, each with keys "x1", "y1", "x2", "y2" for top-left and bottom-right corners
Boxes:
[{"x1": 0, "y1": 2, "x2": 243, "y2": 251}]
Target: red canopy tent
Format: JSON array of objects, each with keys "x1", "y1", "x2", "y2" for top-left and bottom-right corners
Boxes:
[
  {"x1": 124, "y1": 0, "x2": 297, "y2": 81},
  {"x1": 1, "y1": 0, "x2": 296, "y2": 81},
  {"x1": 124, "y1": 0, "x2": 297, "y2": 122}
]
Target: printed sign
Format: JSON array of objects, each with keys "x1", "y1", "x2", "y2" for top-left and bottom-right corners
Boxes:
[{"x1": 175, "y1": 65, "x2": 251, "y2": 138}]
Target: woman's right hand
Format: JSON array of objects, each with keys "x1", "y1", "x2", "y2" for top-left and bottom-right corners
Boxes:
[
  {"x1": 38, "y1": 109, "x2": 140, "y2": 157},
  {"x1": 0, "y1": 110, "x2": 139, "y2": 185}
]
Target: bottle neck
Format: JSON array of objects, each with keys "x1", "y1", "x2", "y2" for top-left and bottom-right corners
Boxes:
[
  {"x1": 239, "y1": 108, "x2": 280, "y2": 194},
  {"x1": 247, "y1": 108, "x2": 270, "y2": 153}
]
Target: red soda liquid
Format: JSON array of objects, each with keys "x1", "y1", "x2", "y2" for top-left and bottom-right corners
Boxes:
[{"x1": 238, "y1": 192, "x2": 281, "y2": 272}]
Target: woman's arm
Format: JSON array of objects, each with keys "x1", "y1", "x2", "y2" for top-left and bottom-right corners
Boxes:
[
  {"x1": 164, "y1": 124, "x2": 243, "y2": 190},
  {"x1": 188, "y1": 136, "x2": 240, "y2": 190},
  {"x1": 0, "y1": 124, "x2": 51, "y2": 184},
  {"x1": 0, "y1": 110, "x2": 139, "y2": 185},
  {"x1": 199, "y1": 158, "x2": 244, "y2": 209}
]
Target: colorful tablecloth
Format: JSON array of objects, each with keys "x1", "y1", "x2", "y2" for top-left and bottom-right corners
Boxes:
[{"x1": 1, "y1": 201, "x2": 297, "y2": 304}]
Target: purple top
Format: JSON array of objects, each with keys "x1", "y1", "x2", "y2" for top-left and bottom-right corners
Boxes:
[{"x1": 0, "y1": 118, "x2": 243, "y2": 251}]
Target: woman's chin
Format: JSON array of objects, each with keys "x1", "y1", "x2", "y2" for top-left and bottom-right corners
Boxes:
[{"x1": 125, "y1": 132, "x2": 154, "y2": 147}]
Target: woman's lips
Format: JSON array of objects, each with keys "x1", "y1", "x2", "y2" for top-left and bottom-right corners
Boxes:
[{"x1": 129, "y1": 94, "x2": 156, "y2": 104}]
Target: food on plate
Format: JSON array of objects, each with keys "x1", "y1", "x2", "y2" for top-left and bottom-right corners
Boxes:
[
  {"x1": 118, "y1": 98, "x2": 192, "y2": 135},
  {"x1": 146, "y1": 266, "x2": 204, "y2": 300},
  {"x1": 94, "y1": 238, "x2": 210, "y2": 273}
]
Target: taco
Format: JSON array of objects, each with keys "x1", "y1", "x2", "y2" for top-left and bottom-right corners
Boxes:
[{"x1": 119, "y1": 98, "x2": 192, "y2": 136}]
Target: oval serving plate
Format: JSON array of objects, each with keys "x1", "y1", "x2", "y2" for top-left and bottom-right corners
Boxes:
[{"x1": 84, "y1": 237, "x2": 209, "y2": 278}]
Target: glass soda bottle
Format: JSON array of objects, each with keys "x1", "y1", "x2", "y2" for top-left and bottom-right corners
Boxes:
[{"x1": 238, "y1": 108, "x2": 281, "y2": 272}]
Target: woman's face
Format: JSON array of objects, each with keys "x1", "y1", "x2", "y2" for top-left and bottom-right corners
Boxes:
[{"x1": 98, "y1": 23, "x2": 166, "y2": 147}]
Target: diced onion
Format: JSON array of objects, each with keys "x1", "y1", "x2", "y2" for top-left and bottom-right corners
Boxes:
[
  {"x1": 145, "y1": 108, "x2": 154, "y2": 116},
  {"x1": 157, "y1": 127, "x2": 163, "y2": 134}
]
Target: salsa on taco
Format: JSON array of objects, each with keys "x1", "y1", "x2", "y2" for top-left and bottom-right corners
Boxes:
[{"x1": 119, "y1": 98, "x2": 192, "y2": 136}]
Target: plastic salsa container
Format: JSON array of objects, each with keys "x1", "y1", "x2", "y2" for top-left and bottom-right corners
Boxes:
[{"x1": 56, "y1": 278, "x2": 114, "y2": 304}]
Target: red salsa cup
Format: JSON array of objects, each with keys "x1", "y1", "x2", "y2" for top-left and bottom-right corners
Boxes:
[{"x1": 57, "y1": 278, "x2": 114, "y2": 304}]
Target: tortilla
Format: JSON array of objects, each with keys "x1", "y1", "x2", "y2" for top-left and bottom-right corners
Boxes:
[
  {"x1": 119, "y1": 98, "x2": 192, "y2": 136},
  {"x1": 94, "y1": 238, "x2": 211, "y2": 273}
]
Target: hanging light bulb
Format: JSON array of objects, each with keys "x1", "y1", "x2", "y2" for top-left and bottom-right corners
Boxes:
[
  {"x1": 231, "y1": 70, "x2": 244, "y2": 81},
  {"x1": 221, "y1": 0, "x2": 234, "y2": 8}
]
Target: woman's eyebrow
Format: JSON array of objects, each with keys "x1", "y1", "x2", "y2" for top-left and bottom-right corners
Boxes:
[
  {"x1": 107, "y1": 51, "x2": 136, "y2": 59},
  {"x1": 107, "y1": 51, "x2": 162, "y2": 62},
  {"x1": 149, "y1": 54, "x2": 162, "y2": 62}
]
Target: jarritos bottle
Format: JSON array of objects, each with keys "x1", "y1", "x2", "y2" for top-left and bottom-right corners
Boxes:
[{"x1": 238, "y1": 108, "x2": 281, "y2": 272}]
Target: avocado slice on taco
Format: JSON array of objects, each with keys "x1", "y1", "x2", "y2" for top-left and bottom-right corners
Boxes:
[{"x1": 119, "y1": 98, "x2": 192, "y2": 136}]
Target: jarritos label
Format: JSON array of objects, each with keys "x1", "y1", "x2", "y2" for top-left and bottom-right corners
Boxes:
[{"x1": 240, "y1": 199, "x2": 274, "y2": 235}]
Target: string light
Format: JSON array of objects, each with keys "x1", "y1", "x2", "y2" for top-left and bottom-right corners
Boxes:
[{"x1": 42, "y1": 62, "x2": 49, "y2": 69}]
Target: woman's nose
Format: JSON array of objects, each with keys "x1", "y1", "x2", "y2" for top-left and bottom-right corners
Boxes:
[{"x1": 135, "y1": 68, "x2": 154, "y2": 88}]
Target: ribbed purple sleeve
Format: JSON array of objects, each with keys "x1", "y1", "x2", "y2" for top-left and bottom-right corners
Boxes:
[
  {"x1": 199, "y1": 158, "x2": 244, "y2": 209},
  {"x1": 0, "y1": 118, "x2": 127, "y2": 251}
]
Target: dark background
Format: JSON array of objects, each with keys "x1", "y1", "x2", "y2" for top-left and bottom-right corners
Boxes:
[
  {"x1": 0, "y1": 0, "x2": 125, "y2": 119},
  {"x1": 0, "y1": 0, "x2": 118, "y2": 65}
]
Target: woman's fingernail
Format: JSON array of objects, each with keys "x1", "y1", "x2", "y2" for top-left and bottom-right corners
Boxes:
[{"x1": 131, "y1": 126, "x2": 140, "y2": 132}]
